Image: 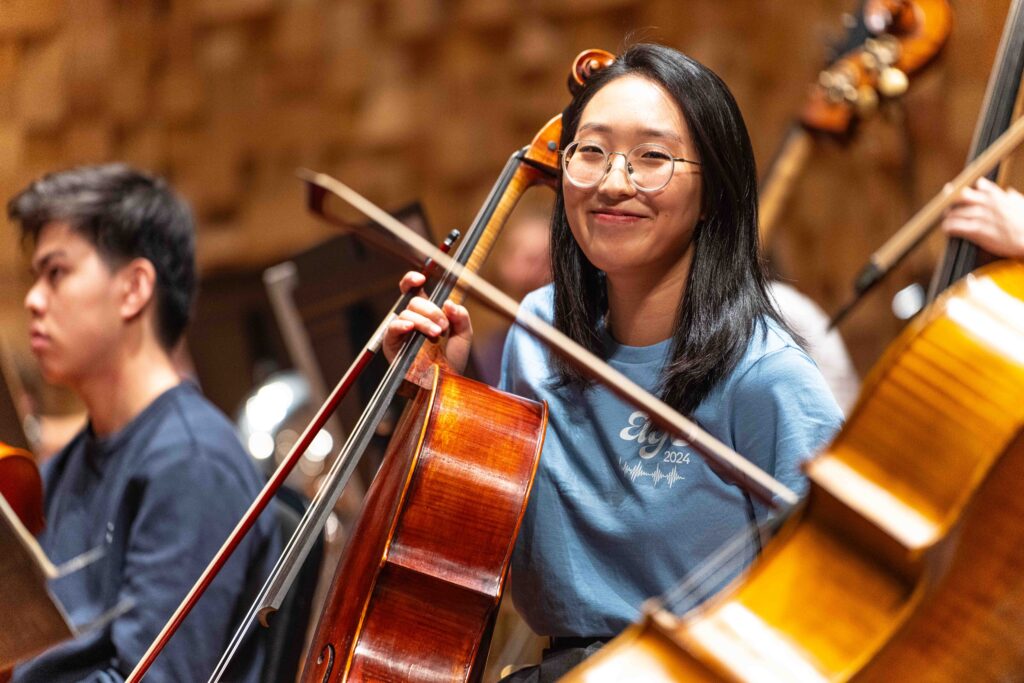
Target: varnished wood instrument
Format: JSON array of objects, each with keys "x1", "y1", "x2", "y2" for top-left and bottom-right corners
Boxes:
[
  {"x1": 293, "y1": 121, "x2": 563, "y2": 683},
  {"x1": 204, "y1": 50, "x2": 618, "y2": 683},
  {"x1": 291, "y1": 55, "x2": 618, "y2": 681},
  {"x1": 0, "y1": 443, "x2": 44, "y2": 682},
  {"x1": 297, "y1": 363, "x2": 546, "y2": 682},
  {"x1": 0, "y1": 444, "x2": 43, "y2": 540},
  {"x1": 0, "y1": 443, "x2": 43, "y2": 536}
]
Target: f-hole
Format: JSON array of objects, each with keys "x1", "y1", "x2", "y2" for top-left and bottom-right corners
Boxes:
[{"x1": 316, "y1": 643, "x2": 335, "y2": 683}]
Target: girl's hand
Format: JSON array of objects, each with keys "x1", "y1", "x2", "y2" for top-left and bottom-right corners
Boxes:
[{"x1": 382, "y1": 271, "x2": 473, "y2": 373}]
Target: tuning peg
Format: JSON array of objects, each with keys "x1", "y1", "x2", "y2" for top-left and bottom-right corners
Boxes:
[
  {"x1": 864, "y1": 35, "x2": 900, "y2": 69},
  {"x1": 856, "y1": 85, "x2": 880, "y2": 117},
  {"x1": 878, "y1": 67, "x2": 909, "y2": 97},
  {"x1": 860, "y1": 50, "x2": 880, "y2": 72}
]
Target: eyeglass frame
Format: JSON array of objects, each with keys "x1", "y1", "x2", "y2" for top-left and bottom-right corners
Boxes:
[{"x1": 559, "y1": 139, "x2": 702, "y2": 192}]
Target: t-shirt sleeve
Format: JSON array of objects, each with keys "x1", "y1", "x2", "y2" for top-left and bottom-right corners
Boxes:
[
  {"x1": 102, "y1": 448, "x2": 265, "y2": 682},
  {"x1": 728, "y1": 347, "x2": 844, "y2": 519}
]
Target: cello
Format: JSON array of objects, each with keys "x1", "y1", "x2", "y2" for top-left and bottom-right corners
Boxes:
[
  {"x1": 201, "y1": 51, "x2": 614, "y2": 683},
  {"x1": 291, "y1": 52, "x2": 619, "y2": 683},
  {"x1": 0, "y1": 444, "x2": 45, "y2": 682}
]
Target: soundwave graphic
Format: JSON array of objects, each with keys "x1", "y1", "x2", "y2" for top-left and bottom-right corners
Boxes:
[{"x1": 621, "y1": 461, "x2": 685, "y2": 488}]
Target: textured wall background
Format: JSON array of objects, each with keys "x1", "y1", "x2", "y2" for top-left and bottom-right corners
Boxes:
[{"x1": 0, "y1": 0, "x2": 1019, "y2": 398}]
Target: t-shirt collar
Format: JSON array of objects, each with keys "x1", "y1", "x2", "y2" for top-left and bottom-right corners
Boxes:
[{"x1": 84, "y1": 383, "x2": 186, "y2": 474}]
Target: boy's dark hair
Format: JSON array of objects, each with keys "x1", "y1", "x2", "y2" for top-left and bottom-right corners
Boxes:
[
  {"x1": 8, "y1": 163, "x2": 197, "y2": 349},
  {"x1": 551, "y1": 43, "x2": 798, "y2": 414}
]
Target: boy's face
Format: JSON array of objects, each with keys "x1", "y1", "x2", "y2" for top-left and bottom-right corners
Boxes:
[{"x1": 25, "y1": 222, "x2": 125, "y2": 387}]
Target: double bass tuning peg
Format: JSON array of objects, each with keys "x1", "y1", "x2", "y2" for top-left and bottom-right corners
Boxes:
[
  {"x1": 878, "y1": 67, "x2": 909, "y2": 97},
  {"x1": 856, "y1": 85, "x2": 880, "y2": 117}
]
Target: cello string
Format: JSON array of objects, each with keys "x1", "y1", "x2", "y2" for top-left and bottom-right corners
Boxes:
[{"x1": 656, "y1": 524, "x2": 770, "y2": 617}]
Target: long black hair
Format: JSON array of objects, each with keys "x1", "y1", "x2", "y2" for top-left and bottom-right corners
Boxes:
[{"x1": 551, "y1": 43, "x2": 796, "y2": 414}]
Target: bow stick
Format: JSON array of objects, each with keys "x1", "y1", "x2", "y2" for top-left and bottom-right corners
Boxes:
[{"x1": 299, "y1": 169, "x2": 799, "y2": 509}]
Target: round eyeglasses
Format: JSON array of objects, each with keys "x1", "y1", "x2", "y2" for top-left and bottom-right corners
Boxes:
[{"x1": 560, "y1": 140, "x2": 701, "y2": 192}]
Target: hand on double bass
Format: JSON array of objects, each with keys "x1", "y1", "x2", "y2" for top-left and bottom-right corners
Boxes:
[
  {"x1": 382, "y1": 270, "x2": 473, "y2": 373},
  {"x1": 941, "y1": 176, "x2": 1024, "y2": 258}
]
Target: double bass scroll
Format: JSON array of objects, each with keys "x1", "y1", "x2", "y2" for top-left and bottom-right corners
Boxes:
[{"x1": 759, "y1": 0, "x2": 952, "y2": 245}]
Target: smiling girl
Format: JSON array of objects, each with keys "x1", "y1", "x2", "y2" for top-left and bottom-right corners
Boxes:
[{"x1": 383, "y1": 43, "x2": 843, "y2": 681}]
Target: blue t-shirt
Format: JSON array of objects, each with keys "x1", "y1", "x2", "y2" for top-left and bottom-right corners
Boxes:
[{"x1": 499, "y1": 286, "x2": 843, "y2": 637}]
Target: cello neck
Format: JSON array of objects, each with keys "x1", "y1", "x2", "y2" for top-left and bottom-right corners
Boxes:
[{"x1": 440, "y1": 117, "x2": 560, "y2": 308}]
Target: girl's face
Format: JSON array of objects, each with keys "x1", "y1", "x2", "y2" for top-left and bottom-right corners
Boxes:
[{"x1": 562, "y1": 75, "x2": 704, "y2": 285}]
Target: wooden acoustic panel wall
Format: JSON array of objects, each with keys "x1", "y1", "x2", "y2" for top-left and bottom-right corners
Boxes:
[{"x1": 0, "y1": 0, "x2": 1017, "y2": 385}]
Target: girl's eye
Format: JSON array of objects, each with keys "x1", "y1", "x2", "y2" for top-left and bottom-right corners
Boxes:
[{"x1": 639, "y1": 149, "x2": 671, "y2": 161}]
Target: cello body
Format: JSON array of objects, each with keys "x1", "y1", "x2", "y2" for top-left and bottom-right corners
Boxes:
[
  {"x1": 299, "y1": 363, "x2": 546, "y2": 682},
  {"x1": 563, "y1": 260, "x2": 1024, "y2": 681}
]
